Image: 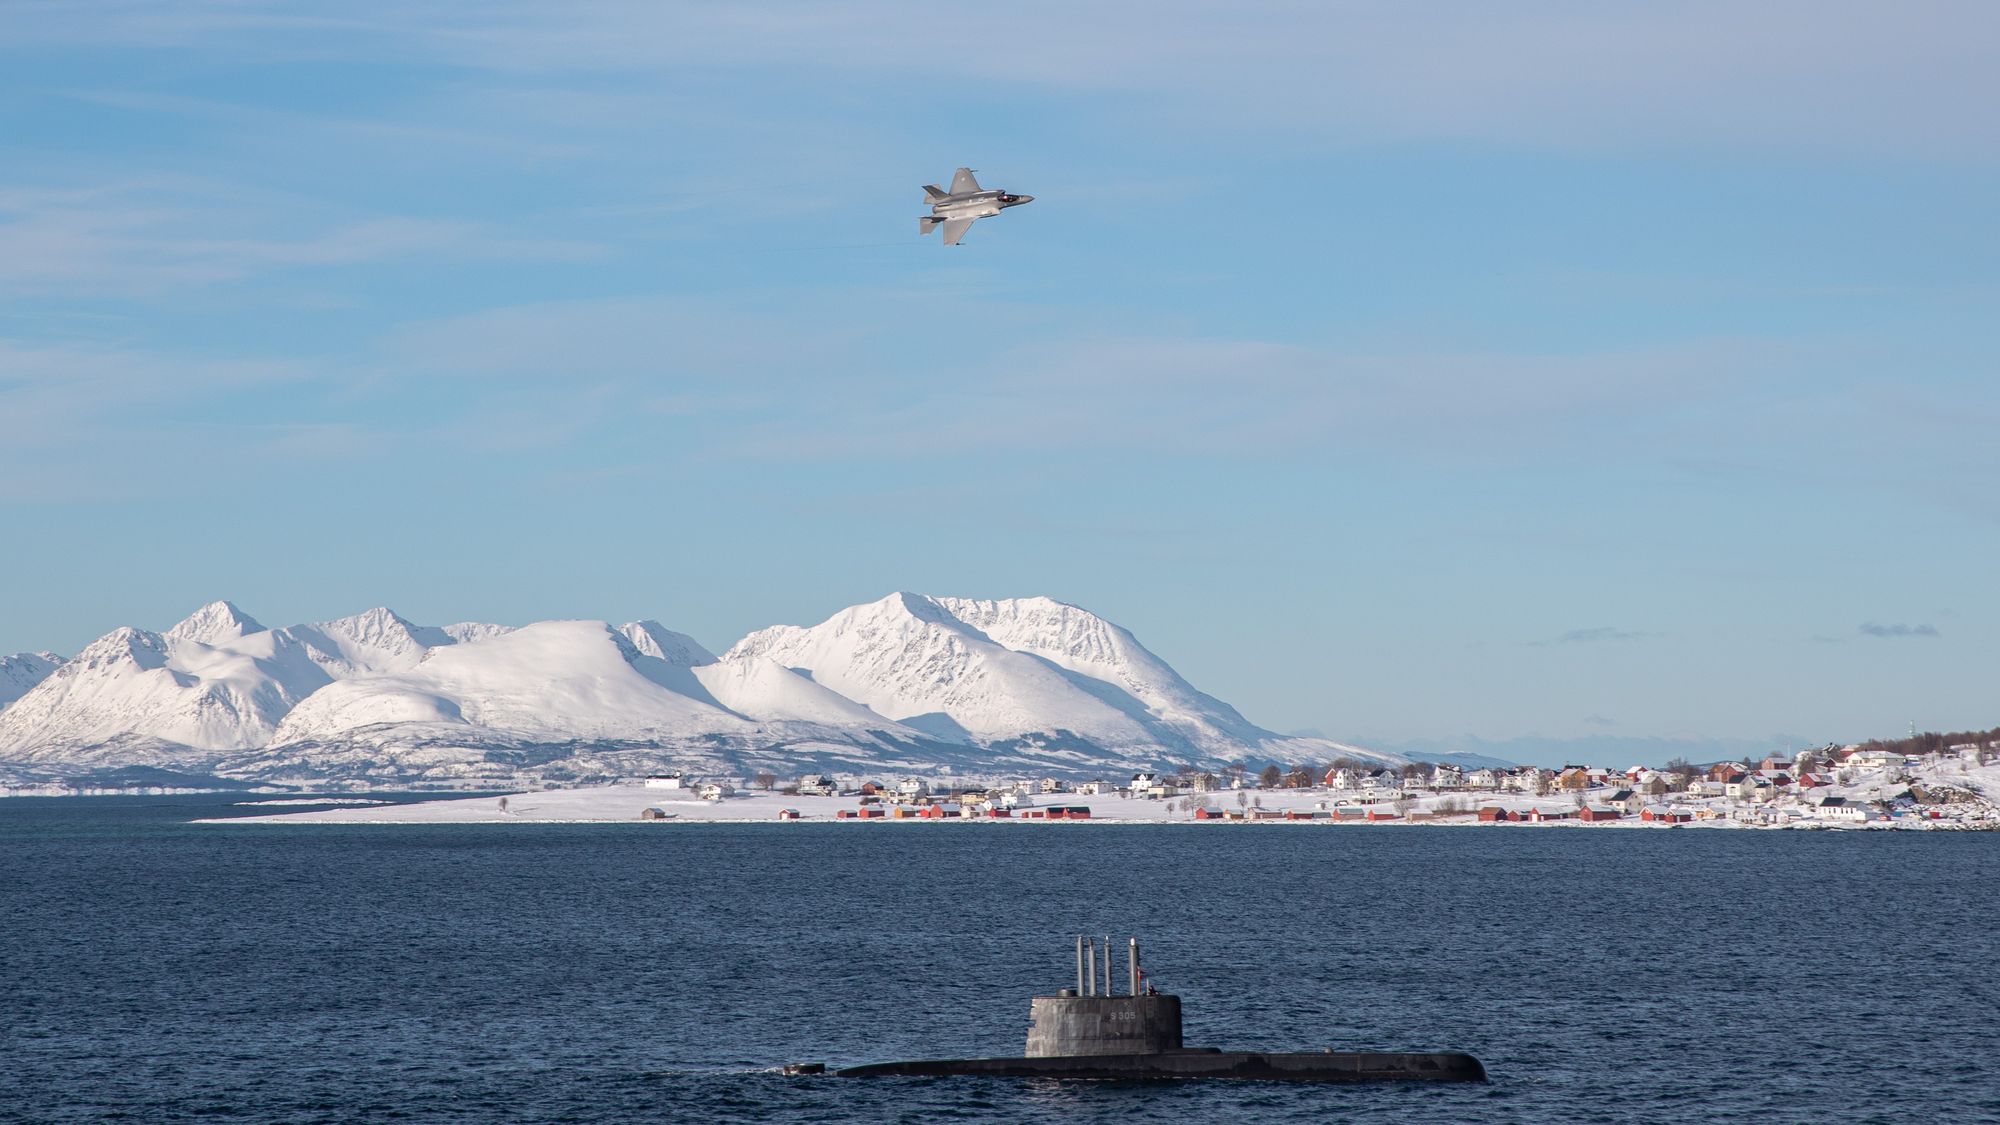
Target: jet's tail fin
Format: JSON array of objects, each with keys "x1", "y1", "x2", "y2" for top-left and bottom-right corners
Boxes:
[
  {"x1": 920, "y1": 215, "x2": 942, "y2": 236},
  {"x1": 922, "y1": 184, "x2": 948, "y2": 203}
]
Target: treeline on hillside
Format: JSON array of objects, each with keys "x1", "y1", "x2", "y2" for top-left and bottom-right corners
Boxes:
[
  {"x1": 1165, "y1": 760, "x2": 1382, "y2": 791},
  {"x1": 1239, "y1": 757, "x2": 1437, "y2": 790},
  {"x1": 1853, "y1": 726, "x2": 2000, "y2": 760}
]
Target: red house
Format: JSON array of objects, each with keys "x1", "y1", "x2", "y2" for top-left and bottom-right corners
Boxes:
[{"x1": 1578, "y1": 807, "x2": 1622, "y2": 823}]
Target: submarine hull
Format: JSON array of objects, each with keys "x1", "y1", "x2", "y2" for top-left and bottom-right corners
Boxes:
[{"x1": 835, "y1": 1048, "x2": 1486, "y2": 1083}]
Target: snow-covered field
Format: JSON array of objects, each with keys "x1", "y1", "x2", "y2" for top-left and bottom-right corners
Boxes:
[
  {"x1": 208, "y1": 758, "x2": 2000, "y2": 828},
  {"x1": 234, "y1": 797, "x2": 393, "y2": 807},
  {"x1": 207, "y1": 786, "x2": 1218, "y2": 825},
  {"x1": 197, "y1": 785, "x2": 1734, "y2": 827}
]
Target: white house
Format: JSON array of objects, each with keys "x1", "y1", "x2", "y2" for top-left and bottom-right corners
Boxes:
[
  {"x1": 798, "y1": 774, "x2": 838, "y2": 797},
  {"x1": 897, "y1": 777, "x2": 931, "y2": 799},
  {"x1": 1466, "y1": 769, "x2": 1500, "y2": 790},
  {"x1": 1430, "y1": 764, "x2": 1465, "y2": 789},
  {"x1": 1358, "y1": 770, "x2": 1392, "y2": 792},
  {"x1": 644, "y1": 773, "x2": 685, "y2": 789},
  {"x1": 1811, "y1": 796, "x2": 1870, "y2": 823},
  {"x1": 1846, "y1": 749, "x2": 1904, "y2": 772},
  {"x1": 697, "y1": 782, "x2": 734, "y2": 801}
]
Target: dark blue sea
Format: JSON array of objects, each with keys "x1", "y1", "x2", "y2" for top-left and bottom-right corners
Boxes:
[{"x1": 3, "y1": 794, "x2": 1996, "y2": 1124}]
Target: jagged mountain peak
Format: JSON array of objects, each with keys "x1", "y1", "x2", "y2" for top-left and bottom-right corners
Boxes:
[
  {"x1": 312, "y1": 606, "x2": 450, "y2": 653},
  {"x1": 618, "y1": 621, "x2": 717, "y2": 667},
  {"x1": 935, "y1": 595, "x2": 1128, "y2": 655},
  {"x1": 165, "y1": 601, "x2": 265, "y2": 646},
  {"x1": 885, "y1": 590, "x2": 954, "y2": 619},
  {"x1": 441, "y1": 621, "x2": 513, "y2": 645},
  {"x1": 72, "y1": 626, "x2": 171, "y2": 671},
  {"x1": 0, "y1": 651, "x2": 66, "y2": 709},
  {"x1": 335, "y1": 605, "x2": 412, "y2": 631},
  {"x1": 0, "y1": 594, "x2": 1397, "y2": 781},
  {"x1": 723, "y1": 592, "x2": 1289, "y2": 758},
  {"x1": 931, "y1": 595, "x2": 1260, "y2": 738},
  {"x1": 725, "y1": 593, "x2": 1166, "y2": 746}
]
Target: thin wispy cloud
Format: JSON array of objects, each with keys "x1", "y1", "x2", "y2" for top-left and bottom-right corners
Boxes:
[
  {"x1": 1531, "y1": 627, "x2": 1657, "y2": 647},
  {"x1": 709, "y1": 330, "x2": 1797, "y2": 463},
  {"x1": 12, "y1": 1, "x2": 1997, "y2": 157},
  {"x1": 0, "y1": 180, "x2": 604, "y2": 297},
  {"x1": 0, "y1": 335, "x2": 325, "y2": 500},
  {"x1": 1859, "y1": 622, "x2": 1941, "y2": 639}
]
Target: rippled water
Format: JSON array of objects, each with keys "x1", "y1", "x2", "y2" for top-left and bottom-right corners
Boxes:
[{"x1": 4, "y1": 795, "x2": 1996, "y2": 1123}]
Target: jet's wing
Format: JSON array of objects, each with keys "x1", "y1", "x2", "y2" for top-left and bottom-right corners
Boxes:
[
  {"x1": 941, "y1": 217, "x2": 975, "y2": 245},
  {"x1": 950, "y1": 167, "x2": 981, "y2": 195}
]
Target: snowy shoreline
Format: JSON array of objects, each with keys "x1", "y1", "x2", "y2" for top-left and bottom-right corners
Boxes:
[{"x1": 197, "y1": 783, "x2": 1991, "y2": 829}]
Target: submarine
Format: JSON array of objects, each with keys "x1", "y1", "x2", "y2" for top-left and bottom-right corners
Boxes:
[{"x1": 792, "y1": 936, "x2": 1486, "y2": 1083}]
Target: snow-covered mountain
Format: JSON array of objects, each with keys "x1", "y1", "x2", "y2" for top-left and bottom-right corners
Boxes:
[
  {"x1": 934, "y1": 595, "x2": 1277, "y2": 752},
  {"x1": 729, "y1": 593, "x2": 1160, "y2": 746},
  {"x1": 0, "y1": 602, "x2": 506, "y2": 766},
  {"x1": 274, "y1": 620, "x2": 750, "y2": 745},
  {"x1": 725, "y1": 593, "x2": 1362, "y2": 768},
  {"x1": 0, "y1": 594, "x2": 1396, "y2": 786},
  {"x1": 0, "y1": 651, "x2": 64, "y2": 709}
]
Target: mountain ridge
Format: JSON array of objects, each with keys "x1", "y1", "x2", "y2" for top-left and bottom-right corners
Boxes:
[{"x1": 0, "y1": 593, "x2": 1398, "y2": 786}]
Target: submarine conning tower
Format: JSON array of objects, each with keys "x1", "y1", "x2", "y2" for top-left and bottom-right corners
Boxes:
[
  {"x1": 1026, "y1": 936, "x2": 1183, "y2": 1057},
  {"x1": 820, "y1": 933, "x2": 1489, "y2": 1082}
]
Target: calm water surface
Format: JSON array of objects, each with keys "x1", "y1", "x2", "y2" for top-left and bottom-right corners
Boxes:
[{"x1": 3, "y1": 794, "x2": 1996, "y2": 1123}]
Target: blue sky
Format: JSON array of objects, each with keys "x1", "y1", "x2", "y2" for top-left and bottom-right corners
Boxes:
[{"x1": 3, "y1": 2, "x2": 1996, "y2": 763}]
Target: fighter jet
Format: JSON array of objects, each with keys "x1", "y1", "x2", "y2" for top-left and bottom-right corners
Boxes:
[{"x1": 920, "y1": 168, "x2": 1033, "y2": 245}]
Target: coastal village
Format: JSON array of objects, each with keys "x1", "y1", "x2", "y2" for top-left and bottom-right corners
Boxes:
[
  {"x1": 218, "y1": 738, "x2": 2000, "y2": 828},
  {"x1": 618, "y1": 739, "x2": 2000, "y2": 830}
]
